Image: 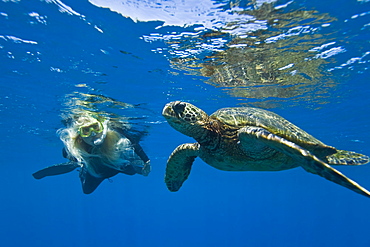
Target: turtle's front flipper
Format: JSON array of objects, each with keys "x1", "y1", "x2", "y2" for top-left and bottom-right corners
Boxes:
[
  {"x1": 165, "y1": 143, "x2": 200, "y2": 192},
  {"x1": 238, "y1": 126, "x2": 370, "y2": 198},
  {"x1": 32, "y1": 162, "x2": 80, "y2": 179}
]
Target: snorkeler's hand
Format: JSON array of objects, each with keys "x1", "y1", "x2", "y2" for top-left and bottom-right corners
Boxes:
[{"x1": 141, "y1": 161, "x2": 151, "y2": 176}]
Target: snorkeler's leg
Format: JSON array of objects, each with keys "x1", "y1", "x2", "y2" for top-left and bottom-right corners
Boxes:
[
  {"x1": 79, "y1": 166, "x2": 105, "y2": 194},
  {"x1": 32, "y1": 161, "x2": 79, "y2": 179}
]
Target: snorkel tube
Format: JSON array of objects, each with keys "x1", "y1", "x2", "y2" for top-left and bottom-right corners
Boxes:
[{"x1": 93, "y1": 119, "x2": 108, "y2": 146}]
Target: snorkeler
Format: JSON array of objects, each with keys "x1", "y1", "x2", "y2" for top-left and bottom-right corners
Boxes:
[{"x1": 33, "y1": 112, "x2": 151, "y2": 194}]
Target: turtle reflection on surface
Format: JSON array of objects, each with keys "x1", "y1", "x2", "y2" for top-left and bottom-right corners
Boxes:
[{"x1": 169, "y1": 2, "x2": 339, "y2": 107}]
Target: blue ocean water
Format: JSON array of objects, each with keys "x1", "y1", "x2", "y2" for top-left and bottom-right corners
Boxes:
[{"x1": 1, "y1": 0, "x2": 370, "y2": 246}]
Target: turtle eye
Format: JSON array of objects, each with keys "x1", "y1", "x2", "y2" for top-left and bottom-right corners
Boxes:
[{"x1": 172, "y1": 102, "x2": 186, "y2": 116}]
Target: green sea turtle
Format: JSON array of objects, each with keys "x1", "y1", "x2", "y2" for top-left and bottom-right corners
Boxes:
[{"x1": 162, "y1": 101, "x2": 370, "y2": 198}]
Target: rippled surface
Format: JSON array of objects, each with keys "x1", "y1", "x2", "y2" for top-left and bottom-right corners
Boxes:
[
  {"x1": 61, "y1": 91, "x2": 152, "y2": 134},
  {"x1": 1, "y1": 0, "x2": 370, "y2": 247},
  {"x1": 87, "y1": 0, "x2": 370, "y2": 107}
]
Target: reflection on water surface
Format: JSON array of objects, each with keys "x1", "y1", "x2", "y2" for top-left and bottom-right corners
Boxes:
[
  {"x1": 91, "y1": 0, "x2": 368, "y2": 107},
  {"x1": 165, "y1": 1, "x2": 340, "y2": 107},
  {"x1": 62, "y1": 90, "x2": 151, "y2": 136}
]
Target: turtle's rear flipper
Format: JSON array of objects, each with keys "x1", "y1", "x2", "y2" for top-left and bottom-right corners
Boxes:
[
  {"x1": 327, "y1": 150, "x2": 369, "y2": 166},
  {"x1": 238, "y1": 126, "x2": 370, "y2": 199},
  {"x1": 32, "y1": 162, "x2": 80, "y2": 179}
]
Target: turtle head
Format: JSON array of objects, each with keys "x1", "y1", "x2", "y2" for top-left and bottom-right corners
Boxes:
[{"x1": 162, "y1": 101, "x2": 210, "y2": 138}]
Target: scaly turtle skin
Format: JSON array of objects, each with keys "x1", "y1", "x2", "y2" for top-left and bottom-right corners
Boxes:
[{"x1": 162, "y1": 101, "x2": 370, "y2": 198}]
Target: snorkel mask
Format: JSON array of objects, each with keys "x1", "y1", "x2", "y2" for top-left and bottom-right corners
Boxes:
[
  {"x1": 77, "y1": 114, "x2": 108, "y2": 146},
  {"x1": 78, "y1": 121, "x2": 103, "y2": 138}
]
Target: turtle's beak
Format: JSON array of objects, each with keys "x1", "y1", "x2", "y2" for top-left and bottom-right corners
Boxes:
[{"x1": 162, "y1": 102, "x2": 174, "y2": 118}]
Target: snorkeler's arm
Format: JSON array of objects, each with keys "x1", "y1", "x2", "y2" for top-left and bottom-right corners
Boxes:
[
  {"x1": 109, "y1": 123, "x2": 150, "y2": 163},
  {"x1": 131, "y1": 142, "x2": 150, "y2": 163},
  {"x1": 62, "y1": 147, "x2": 78, "y2": 162}
]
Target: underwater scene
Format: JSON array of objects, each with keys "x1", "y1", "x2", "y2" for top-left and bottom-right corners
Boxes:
[{"x1": 1, "y1": 0, "x2": 370, "y2": 246}]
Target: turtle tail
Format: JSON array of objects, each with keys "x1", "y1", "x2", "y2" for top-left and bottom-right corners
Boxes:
[{"x1": 327, "y1": 150, "x2": 369, "y2": 166}]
